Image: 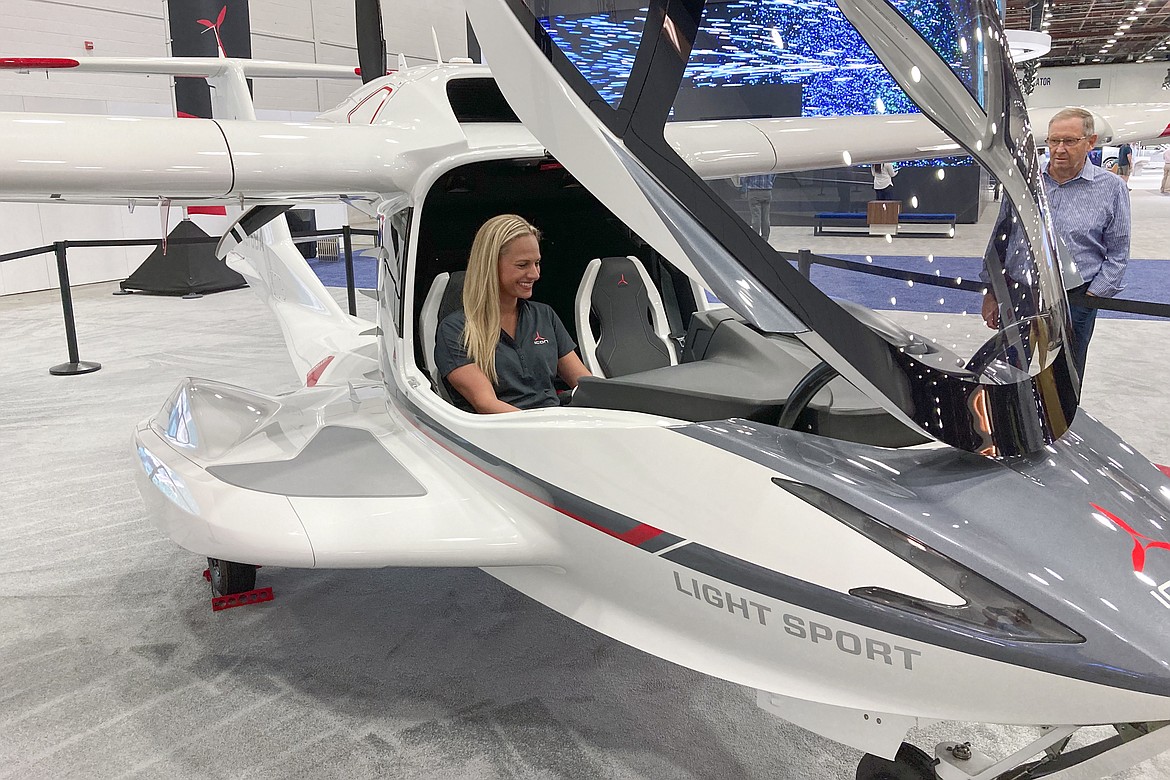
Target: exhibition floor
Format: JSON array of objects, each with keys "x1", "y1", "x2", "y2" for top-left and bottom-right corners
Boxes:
[{"x1": 3, "y1": 189, "x2": 1170, "y2": 777}]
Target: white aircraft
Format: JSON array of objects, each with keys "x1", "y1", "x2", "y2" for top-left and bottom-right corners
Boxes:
[{"x1": 4, "y1": 1, "x2": 1170, "y2": 778}]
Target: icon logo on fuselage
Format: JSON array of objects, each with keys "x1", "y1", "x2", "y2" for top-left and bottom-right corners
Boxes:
[{"x1": 1092, "y1": 503, "x2": 1170, "y2": 574}]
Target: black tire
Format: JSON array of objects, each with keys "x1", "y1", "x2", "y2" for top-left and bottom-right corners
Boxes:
[
  {"x1": 856, "y1": 743, "x2": 937, "y2": 780},
  {"x1": 207, "y1": 557, "x2": 257, "y2": 595}
]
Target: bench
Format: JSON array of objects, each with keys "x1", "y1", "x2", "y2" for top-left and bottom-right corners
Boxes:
[{"x1": 813, "y1": 212, "x2": 956, "y2": 237}]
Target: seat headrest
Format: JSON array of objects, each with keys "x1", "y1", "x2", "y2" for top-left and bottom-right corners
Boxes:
[
  {"x1": 593, "y1": 257, "x2": 648, "y2": 294},
  {"x1": 439, "y1": 271, "x2": 466, "y2": 322}
]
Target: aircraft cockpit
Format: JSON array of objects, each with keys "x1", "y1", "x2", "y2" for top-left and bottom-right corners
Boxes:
[
  {"x1": 408, "y1": 155, "x2": 933, "y2": 449},
  {"x1": 454, "y1": 0, "x2": 1085, "y2": 459}
]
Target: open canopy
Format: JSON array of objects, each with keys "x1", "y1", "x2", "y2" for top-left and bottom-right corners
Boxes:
[{"x1": 466, "y1": 0, "x2": 1079, "y2": 457}]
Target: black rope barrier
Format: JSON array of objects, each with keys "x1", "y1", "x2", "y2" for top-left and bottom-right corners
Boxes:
[
  {"x1": 0, "y1": 244, "x2": 55, "y2": 263},
  {"x1": 10, "y1": 225, "x2": 1167, "y2": 378},
  {"x1": 2, "y1": 227, "x2": 377, "y2": 375},
  {"x1": 788, "y1": 248, "x2": 1170, "y2": 319},
  {"x1": 47, "y1": 241, "x2": 101, "y2": 376},
  {"x1": 786, "y1": 249, "x2": 986, "y2": 293}
]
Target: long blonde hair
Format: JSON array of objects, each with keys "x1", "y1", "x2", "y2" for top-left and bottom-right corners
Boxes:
[{"x1": 462, "y1": 214, "x2": 541, "y2": 385}]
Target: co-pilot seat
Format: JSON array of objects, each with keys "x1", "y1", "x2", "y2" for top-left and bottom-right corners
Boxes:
[
  {"x1": 419, "y1": 270, "x2": 467, "y2": 402},
  {"x1": 574, "y1": 256, "x2": 679, "y2": 378}
]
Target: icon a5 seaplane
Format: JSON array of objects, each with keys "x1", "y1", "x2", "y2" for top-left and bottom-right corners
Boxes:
[{"x1": 5, "y1": 0, "x2": 1170, "y2": 777}]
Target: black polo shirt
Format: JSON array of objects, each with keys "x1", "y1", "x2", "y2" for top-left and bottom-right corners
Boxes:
[{"x1": 434, "y1": 299, "x2": 577, "y2": 411}]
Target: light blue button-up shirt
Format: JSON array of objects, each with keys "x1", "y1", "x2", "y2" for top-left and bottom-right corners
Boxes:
[{"x1": 1041, "y1": 159, "x2": 1130, "y2": 297}]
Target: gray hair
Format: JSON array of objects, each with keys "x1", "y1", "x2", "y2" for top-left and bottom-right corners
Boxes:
[{"x1": 1049, "y1": 107, "x2": 1095, "y2": 137}]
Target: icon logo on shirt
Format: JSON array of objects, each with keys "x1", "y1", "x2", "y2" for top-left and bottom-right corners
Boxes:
[
  {"x1": 617, "y1": 274, "x2": 629, "y2": 286},
  {"x1": 533, "y1": 331, "x2": 550, "y2": 345}
]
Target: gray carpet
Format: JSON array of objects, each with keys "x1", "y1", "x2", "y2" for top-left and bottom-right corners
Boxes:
[{"x1": 3, "y1": 277, "x2": 1170, "y2": 779}]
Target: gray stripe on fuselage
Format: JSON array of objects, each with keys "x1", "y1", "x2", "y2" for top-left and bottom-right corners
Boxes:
[
  {"x1": 395, "y1": 391, "x2": 1170, "y2": 698},
  {"x1": 400, "y1": 397, "x2": 661, "y2": 542},
  {"x1": 673, "y1": 418, "x2": 1170, "y2": 698}
]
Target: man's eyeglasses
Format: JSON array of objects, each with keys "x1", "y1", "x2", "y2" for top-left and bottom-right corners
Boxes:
[{"x1": 1048, "y1": 137, "x2": 1087, "y2": 147}]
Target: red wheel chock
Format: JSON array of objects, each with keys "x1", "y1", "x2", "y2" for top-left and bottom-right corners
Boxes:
[
  {"x1": 211, "y1": 587, "x2": 274, "y2": 611},
  {"x1": 200, "y1": 567, "x2": 272, "y2": 611}
]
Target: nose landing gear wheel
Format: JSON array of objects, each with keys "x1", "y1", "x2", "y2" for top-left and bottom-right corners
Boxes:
[
  {"x1": 856, "y1": 742, "x2": 937, "y2": 780},
  {"x1": 207, "y1": 557, "x2": 257, "y2": 596}
]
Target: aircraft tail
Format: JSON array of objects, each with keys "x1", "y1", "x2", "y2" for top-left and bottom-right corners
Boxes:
[{"x1": 218, "y1": 207, "x2": 379, "y2": 387}]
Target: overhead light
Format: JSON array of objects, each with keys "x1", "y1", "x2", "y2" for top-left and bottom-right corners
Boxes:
[
  {"x1": 1120, "y1": 24, "x2": 1132, "y2": 29},
  {"x1": 1128, "y1": 15, "x2": 1139, "y2": 21},
  {"x1": 1108, "y1": 38, "x2": 1117, "y2": 43}
]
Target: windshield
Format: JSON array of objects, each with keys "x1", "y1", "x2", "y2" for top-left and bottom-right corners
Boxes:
[{"x1": 490, "y1": 0, "x2": 1079, "y2": 457}]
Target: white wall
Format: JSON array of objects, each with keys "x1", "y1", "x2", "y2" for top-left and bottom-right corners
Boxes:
[{"x1": 0, "y1": 0, "x2": 467, "y2": 296}]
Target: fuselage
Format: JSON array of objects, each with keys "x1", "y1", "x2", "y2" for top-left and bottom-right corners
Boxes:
[
  {"x1": 349, "y1": 106, "x2": 1170, "y2": 727},
  {"x1": 125, "y1": 61, "x2": 1170, "y2": 739}
]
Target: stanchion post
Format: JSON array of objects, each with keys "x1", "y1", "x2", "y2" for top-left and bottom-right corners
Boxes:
[
  {"x1": 49, "y1": 241, "x2": 101, "y2": 376},
  {"x1": 797, "y1": 248, "x2": 813, "y2": 279},
  {"x1": 342, "y1": 225, "x2": 357, "y2": 317}
]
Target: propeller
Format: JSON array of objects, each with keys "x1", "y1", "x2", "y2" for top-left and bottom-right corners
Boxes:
[{"x1": 355, "y1": 0, "x2": 386, "y2": 84}]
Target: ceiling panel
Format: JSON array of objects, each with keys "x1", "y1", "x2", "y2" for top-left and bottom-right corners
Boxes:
[{"x1": 1005, "y1": 0, "x2": 1170, "y2": 66}]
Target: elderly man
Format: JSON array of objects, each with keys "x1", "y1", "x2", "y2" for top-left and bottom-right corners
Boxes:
[{"x1": 981, "y1": 107, "x2": 1130, "y2": 376}]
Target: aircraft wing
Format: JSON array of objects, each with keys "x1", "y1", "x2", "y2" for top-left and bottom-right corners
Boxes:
[
  {"x1": 0, "y1": 112, "x2": 404, "y2": 205},
  {"x1": 0, "y1": 55, "x2": 359, "y2": 80},
  {"x1": 2, "y1": 105, "x2": 1167, "y2": 208},
  {"x1": 672, "y1": 103, "x2": 1170, "y2": 179}
]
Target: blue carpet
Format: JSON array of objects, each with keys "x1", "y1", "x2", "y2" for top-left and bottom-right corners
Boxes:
[
  {"x1": 304, "y1": 250, "x2": 1169, "y2": 321},
  {"x1": 307, "y1": 248, "x2": 378, "y2": 289}
]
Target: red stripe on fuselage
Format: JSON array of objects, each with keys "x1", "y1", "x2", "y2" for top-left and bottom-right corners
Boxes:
[{"x1": 404, "y1": 414, "x2": 664, "y2": 548}]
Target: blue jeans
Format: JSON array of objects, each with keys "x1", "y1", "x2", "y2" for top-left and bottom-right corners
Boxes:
[{"x1": 1069, "y1": 300, "x2": 1098, "y2": 377}]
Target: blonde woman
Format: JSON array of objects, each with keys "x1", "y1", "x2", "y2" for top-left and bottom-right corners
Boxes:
[{"x1": 435, "y1": 214, "x2": 591, "y2": 413}]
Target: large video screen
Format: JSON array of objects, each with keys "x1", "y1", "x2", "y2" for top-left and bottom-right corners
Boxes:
[{"x1": 541, "y1": 0, "x2": 970, "y2": 119}]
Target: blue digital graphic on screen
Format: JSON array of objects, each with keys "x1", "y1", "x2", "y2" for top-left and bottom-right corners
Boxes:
[{"x1": 541, "y1": 1, "x2": 968, "y2": 119}]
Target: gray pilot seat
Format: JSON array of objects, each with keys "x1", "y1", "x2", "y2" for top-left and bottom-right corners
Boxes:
[
  {"x1": 575, "y1": 256, "x2": 679, "y2": 378},
  {"x1": 572, "y1": 308, "x2": 929, "y2": 448}
]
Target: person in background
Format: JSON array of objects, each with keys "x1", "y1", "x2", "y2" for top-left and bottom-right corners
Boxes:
[
  {"x1": 1161, "y1": 147, "x2": 1170, "y2": 195},
  {"x1": 871, "y1": 162, "x2": 897, "y2": 200},
  {"x1": 981, "y1": 107, "x2": 1129, "y2": 376},
  {"x1": 740, "y1": 173, "x2": 778, "y2": 241},
  {"x1": 1117, "y1": 141, "x2": 1133, "y2": 189}
]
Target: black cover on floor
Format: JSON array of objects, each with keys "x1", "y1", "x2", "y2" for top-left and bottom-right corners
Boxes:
[{"x1": 120, "y1": 220, "x2": 246, "y2": 295}]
